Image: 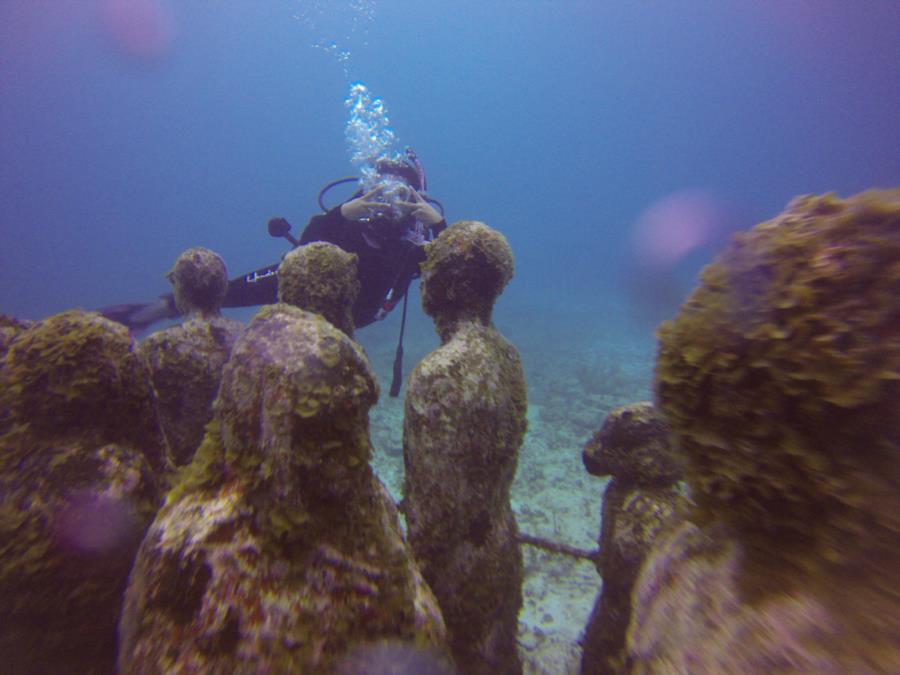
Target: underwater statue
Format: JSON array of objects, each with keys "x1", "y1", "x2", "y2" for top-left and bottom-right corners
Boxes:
[
  {"x1": 118, "y1": 303, "x2": 447, "y2": 674},
  {"x1": 0, "y1": 313, "x2": 32, "y2": 358},
  {"x1": 403, "y1": 220, "x2": 528, "y2": 674},
  {"x1": 276, "y1": 240, "x2": 360, "y2": 337},
  {"x1": 0, "y1": 310, "x2": 166, "y2": 673},
  {"x1": 627, "y1": 190, "x2": 900, "y2": 672},
  {"x1": 139, "y1": 247, "x2": 243, "y2": 466},
  {"x1": 579, "y1": 402, "x2": 683, "y2": 675}
]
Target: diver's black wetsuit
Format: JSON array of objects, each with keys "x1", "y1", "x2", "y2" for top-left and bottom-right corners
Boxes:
[{"x1": 223, "y1": 205, "x2": 446, "y2": 328}]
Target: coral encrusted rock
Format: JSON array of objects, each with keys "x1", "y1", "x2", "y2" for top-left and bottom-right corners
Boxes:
[
  {"x1": 140, "y1": 247, "x2": 242, "y2": 466},
  {"x1": 0, "y1": 310, "x2": 164, "y2": 673},
  {"x1": 119, "y1": 304, "x2": 447, "y2": 674},
  {"x1": 579, "y1": 402, "x2": 683, "y2": 675},
  {"x1": 404, "y1": 221, "x2": 527, "y2": 674},
  {"x1": 627, "y1": 190, "x2": 900, "y2": 673},
  {"x1": 277, "y1": 241, "x2": 360, "y2": 336}
]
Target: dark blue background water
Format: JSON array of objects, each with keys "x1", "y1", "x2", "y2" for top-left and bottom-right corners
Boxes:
[{"x1": 2, "y1": 1, "x2": 899, "y2": 360}]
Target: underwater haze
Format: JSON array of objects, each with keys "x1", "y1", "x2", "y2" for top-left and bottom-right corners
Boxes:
[
  {"x1": 2, "y1": 1, "x2": 900, "y2": 670},
  {"x1": 3, "y1": 1, "x2": 899, "y2": 333}
]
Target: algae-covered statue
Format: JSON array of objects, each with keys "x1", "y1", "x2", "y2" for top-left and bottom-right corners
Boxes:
[
  {"x1": 579, "y1": 402, "x2": 683, "y2": 675},
  {"x1": 627, "y1": 190, "x2": 900, "y2": 673},
  {"x1": 277, "y1": 240, "x2": 360, "y2": 336},
  {"x1": 0, "y1": 310, "x2": 166, "y2": 673},
  {"x1": 0, "y1": 313, "x2": 32, "y2": 358},
  {"x1": 139, "y1": 247, "x2": 243, "y2": 466},
  {"x1": 118, "y1": 304, "x2": 447, "y2": 674},
  {"x1": 403, "y1": 220, "x2": 527, "y2": 674}
]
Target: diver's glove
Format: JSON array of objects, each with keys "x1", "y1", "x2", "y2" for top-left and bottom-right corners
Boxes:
[{"x1": 99, "y1": 295, "x2": 179, "y2": 333}]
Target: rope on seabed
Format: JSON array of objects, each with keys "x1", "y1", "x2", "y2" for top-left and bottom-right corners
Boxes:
[
  {"x1": 516, "y1": 532, "x2": 599, "y2": 564},
  {"x1": 397, "y1": 499, "x2": 599, "y2": 563}
]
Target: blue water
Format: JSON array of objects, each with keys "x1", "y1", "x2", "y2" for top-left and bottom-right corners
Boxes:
[
  {"x1": 2, "y1": 0, "x2": 899, "y2": 346},
  {"x1": 2, "y1": 3, "x2": 899, "y2": 669}
]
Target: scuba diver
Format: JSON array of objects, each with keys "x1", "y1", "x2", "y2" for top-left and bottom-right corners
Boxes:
[
  {"x1": 103, "y1": 149, "x2": 445, "y2": 333},
  {"x1": 101, "y1": 149, "x2": 445, "y2": 396}
]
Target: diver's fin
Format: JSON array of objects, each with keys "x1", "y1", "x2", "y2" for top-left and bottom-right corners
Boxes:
[{"x1": 98, "y1": 296, "x2": 178, "y2": 333}]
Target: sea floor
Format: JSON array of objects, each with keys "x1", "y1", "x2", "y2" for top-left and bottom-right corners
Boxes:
[{"x1": 360, "y1": 300, "x2": 656, "y2": 674}]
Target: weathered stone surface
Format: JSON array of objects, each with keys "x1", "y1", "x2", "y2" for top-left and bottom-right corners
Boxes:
[
  {"x1": 167, "y1": 247, "x2": 229, "y2": 316},
  {"x1": 404, "y1": 221, "x2": 526, "y2": 674},
  {"x1": 120, "y1": 305, "x2": 447, "y2": 674},
  {"x1": 627, "y1": 190, "x2": 900, "y2": 673},
  {"x1": 141, "y1": 247, "x2": 243, "y2": 467},
  {"x1": 277, "y1": 241, "x2": 359, "y2": 337},
  {"x1": 0, "y1": 310, "x2": 163, "y2": 673},
  {"x1": 579, "y1": 402, "x2": 683, "y2": 675},
  {"x1": 582, "y1": 402, "x2": 682, "y2": 485}
]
